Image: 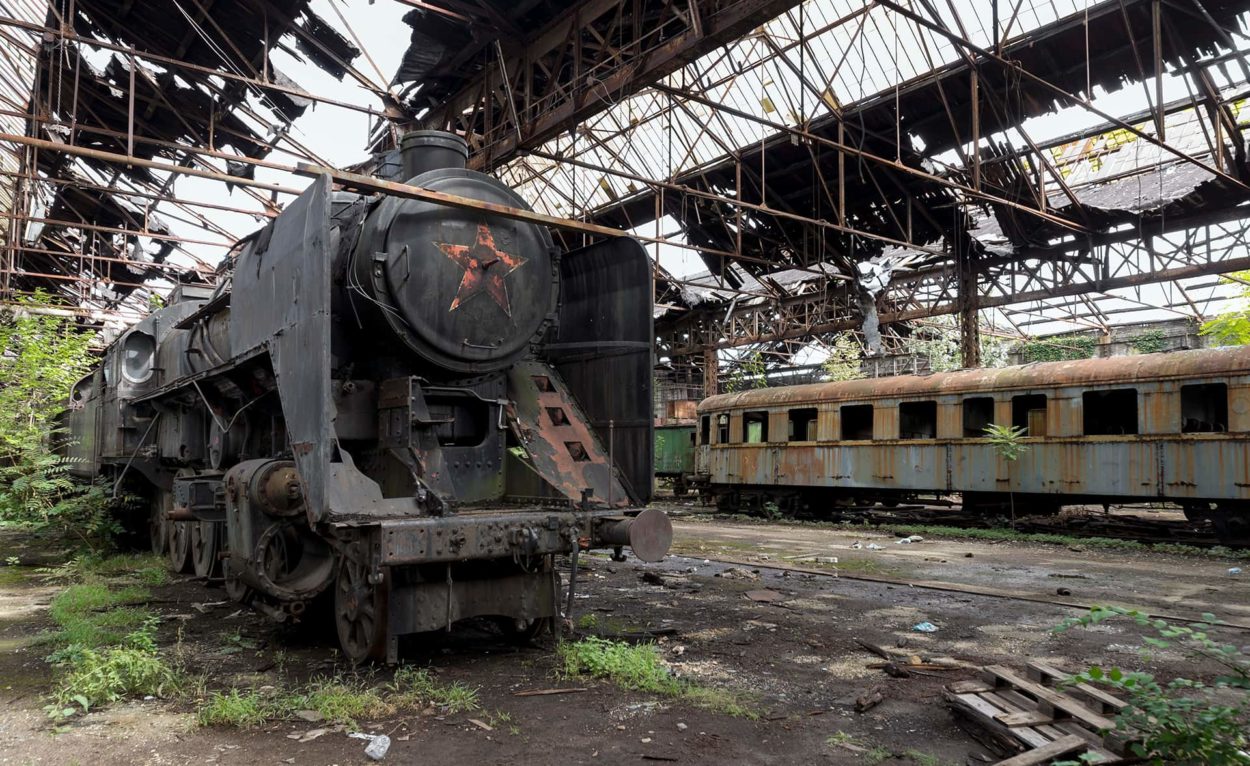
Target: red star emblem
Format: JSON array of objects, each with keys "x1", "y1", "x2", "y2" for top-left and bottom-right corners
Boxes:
[{"x1": 435, "y1": 223, "x2": 526, "y2": 316}]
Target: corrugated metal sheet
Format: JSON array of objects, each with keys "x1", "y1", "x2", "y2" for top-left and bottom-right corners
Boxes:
[{"x1": 0, "y1": 0, "x2": 43, "y2": 255}]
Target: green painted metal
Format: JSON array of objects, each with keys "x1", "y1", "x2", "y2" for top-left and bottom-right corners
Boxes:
[{"x1": 654, "y1": 424, "x2": 695, "y2": 476}]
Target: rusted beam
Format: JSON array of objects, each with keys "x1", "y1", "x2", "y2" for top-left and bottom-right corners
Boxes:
[
  {"x1": 873, "y1": 0, "x2": 1250, "y2": 194},
  {"x1": 430, "y1": 0, "x2": 805, "y2": 169},
  {"x1": 293, "y1": 162, "x2": 744, "y2": 262},
  {"x1": 0, "y1": 14, "x2": 385, "y2": 119},
  {"x1": 0, "y1": 134, "x2": 302, "y2": 195}
]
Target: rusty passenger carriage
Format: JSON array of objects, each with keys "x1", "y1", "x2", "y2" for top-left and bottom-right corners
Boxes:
[{"x1": 695, "y1": 347, "x2": 1250, "y2": 541}]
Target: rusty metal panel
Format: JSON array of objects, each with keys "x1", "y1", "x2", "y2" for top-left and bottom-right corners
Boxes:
[
  {"x1": 389, "y1": 572, "x2": 555, "y2": 635},
  {"x1": 507, "y1": 360, "x2": 630, "y2": 506},
  {"x1": 936, "y1": 401, "x2": 960, "y2": 439},
  {"x1": 547, "y1": 238, "x2": 653, "y2": 504},
  {"x1": 229, "y1": 176, "x2": 336, "y2": 523},
  {"x1": 1230, "y1": 384, "x2": 1250, "y2": 432},
  {"x1": 1161, "y1": 439, "x2": 1250, "y2": 501},
  {"x1": 1141, "y1": 390, "x2": 1177, "y2": 435},
  {"x1": 877, "y1": 406, "x2": 898, "y2": 440}
]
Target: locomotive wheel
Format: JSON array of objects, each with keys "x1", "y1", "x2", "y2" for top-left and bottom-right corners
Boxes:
[
  {"x1": 168, "y1": 521, "x2": 192, "y2": 573},
  {"x1": 190, "y1": 521, "x2": 221, "y2": 579},
  {"x1": 222, "y1": 558, "x2": 253, "y2": 603},
  {"x1": 496, "y1": 616, "x2": 550, "y2": 645},
  {"x1": 334, "y1": 557, "x2": 389, "y2": 665},
  {"x1": 149, "y1": 498, "x2": 170, "y2": 557}
]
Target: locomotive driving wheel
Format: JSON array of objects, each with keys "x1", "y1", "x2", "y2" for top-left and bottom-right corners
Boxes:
[
  {"x1": 222, "y1": 558, "x2": 252, "y2": 603},
  {"x1": 168, "y1": 521, "x2": 192, "y2": 573},
  {"x1": 148, "y1": 496, "x2": 170, "y2": 556},
  {"x1": 190, "y1": 521, "x2": 221, "y2": 579},
  {"x1": 334, "y1": 556, "x2": 389, "y2": 665}
]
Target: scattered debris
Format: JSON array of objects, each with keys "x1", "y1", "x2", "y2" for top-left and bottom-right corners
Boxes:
[
  {"x1": 640, "y1": 571, "x2": 666, "y2": 586},
  {"x1": 964, "y1": 552, "x2": 974, "y2": 558},
  {"x1": 717, "y1": 567, "x2": 759, "y2": 581},
  {"x1": 744, "y1": 589, "x2": 786, "y2": 603},
  {"x1": 349, "y1": 732, "x2": 391, "y2": 761},
  {"x1": 287, "y1": 728, "x2": 329, "y2": 743},
  {"x1": 294, "y1": 709, "x2": 324, "y2": 722},
  {"x1": 468, "y1": 718, "x2": 493, "y2": 731},
  {"x1": 513, "y1": 688, "x2": 589, "y2": 697},
  {"x1": 854, "y1": 688, "x2": 885, "y2": 713},
  {"x1": 883, "y1": 663, "x2": 912, "y2": 678},
  {"x1": 191, "y1": 600, "x2": 230, "y2": 614},
  {"x1": 854, "y1": 639, "x2": 893, "y2": 661},
  {"x1": 1229, "y1": 567, "x2": 1242, "y2": 576},
  {"x1": 1056, "y1": 587, "x2": 1072, "y2": 596},
  {"x1": 896, "y1": 535, "x2": 925, "y2": 545},
  {"x1": 867, "y1": 544, "x2": 886, "y2": 551},
  {"x1": 676, "y1": 722, "x2": 688, "y2": 731},
  {"x1": 912, "y1": 621, "x2": 939, "y2": 633}
]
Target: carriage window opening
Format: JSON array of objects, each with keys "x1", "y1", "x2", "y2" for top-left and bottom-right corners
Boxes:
[
  {"x1": 689, "y1": 431, "x2": 696, "y2": 447},
  {"x1": 963, "y1": 397, "x2": 994, "y2": 437},
  {"x1": 898, "y1": 401, "x2": 937, "y2": 439},
  {"x1": 788, "y1": 408, "x2": 818, "y2": 441},
  {"x1": 841, "y1": 404, "x2": 874, "y2": 440},
  {"x1": 1011, "y1": 394, "x2": 1048, "y2": 436},
  {"x1": 743, "y1": 411, "x2": 769, "y2": 443},
  {"x1": 1083, "y1": 389, "x2": 1139, "y2": 435},
  {"x1": 717, "y1": 414, "x2": 729, "y2": 444},
  {"x1": 700, "y1": 415, "x2": 711, "y2": 445},
  {"x1": 1181, "y1": 383, "x2": 1228, "y2": 433}
]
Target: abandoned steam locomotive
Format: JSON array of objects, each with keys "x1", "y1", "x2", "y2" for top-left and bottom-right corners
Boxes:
[{"x1": 62, "y1": 131, "x2": 671, "y2": 662}]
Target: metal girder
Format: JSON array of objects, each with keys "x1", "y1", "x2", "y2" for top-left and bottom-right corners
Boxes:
[
  {"x1": 657, "y1": 211, "x2": 1250, "y2": 355},
  {"x1": 421, "y1": 0, "x2": 804, "y2": 171}
]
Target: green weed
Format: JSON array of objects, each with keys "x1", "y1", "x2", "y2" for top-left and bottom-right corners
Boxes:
[
  {"x1": 49, "y1": 619, "x2": 178, "y2": 714},
  {"x1": 390, "y1": 666, "x2": 479, "y2": 713},
  {"x1": 196, "y1": 689, "x2": 271, "y2": 728},
  {"x1": 558, "y1": 638, "x2": 755, "y2": 718}
]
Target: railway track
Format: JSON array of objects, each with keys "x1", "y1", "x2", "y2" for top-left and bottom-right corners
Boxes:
[{"x1": 653, "y1": 496, "x2": 1246, "y2": 548}]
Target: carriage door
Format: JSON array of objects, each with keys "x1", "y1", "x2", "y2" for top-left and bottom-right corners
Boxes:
[{"x1": 695, "y1": 414, "x2": 712, "y2": 475}]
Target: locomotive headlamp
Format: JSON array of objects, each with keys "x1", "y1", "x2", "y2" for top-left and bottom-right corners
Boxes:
[{"x1": 120, "y1": 330, "x2": 156, "y2": 384}]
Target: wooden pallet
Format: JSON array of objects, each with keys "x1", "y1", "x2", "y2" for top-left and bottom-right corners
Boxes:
[{"x1": 944, "y1": 662, "x2": 1138, "y2": 765}]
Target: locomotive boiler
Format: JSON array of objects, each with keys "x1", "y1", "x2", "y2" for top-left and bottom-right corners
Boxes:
[{"x1": 62, "y1": 131, "x2": 671, "y2": 662}]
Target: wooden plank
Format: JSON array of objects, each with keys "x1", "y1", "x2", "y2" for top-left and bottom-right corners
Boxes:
[
  {"x1": 979, "y1": 693, "x2": 1054, "y2": 749},
  {"x1": 982, "y1": 666, "x2": 1118, "y2": 732},
  {"x1": 945, "y1": 689, "x2": 1055, "y2": 749},
  {"x1": 996, "y1": 710, "x2": 1054, "y2": 727},
  {"x1": 949, "y1": 680, "x2": 994, "y2": 694},
  {"x1": 1027, "y1": 661, "x2": 1129, "y2": 712},
  {"x1": 992, "y1": 734, "x2": 1089, "y2": 766},
  {"x1": 1052, "y1": 722, "x2": 1125, "y2": 764}
]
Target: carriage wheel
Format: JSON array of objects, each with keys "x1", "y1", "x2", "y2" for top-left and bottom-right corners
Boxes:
[
  {"x1": 334, "y1": 557, "x2": 389, "y2": 665},
  {"x1": 191, "y1": 521, "x2": 221, "y2": 579},
  {"x1": 168, "y1": 521, "x2": 192, "y2": 573}
]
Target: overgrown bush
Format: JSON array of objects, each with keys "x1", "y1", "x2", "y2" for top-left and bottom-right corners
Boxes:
[
  {"x1": 0, "y1": 291, "x2": 101, "y2": 534},
  {"x1": 1055, "y1": 606, "x2": 1250, "y2": 765}
]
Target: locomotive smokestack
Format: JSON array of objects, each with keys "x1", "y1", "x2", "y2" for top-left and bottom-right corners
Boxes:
[{"x1": 401, "y1": 130, "x2": 469, "y2": 181}]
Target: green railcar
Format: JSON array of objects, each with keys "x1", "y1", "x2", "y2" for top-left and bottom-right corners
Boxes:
[{"x1": 655, "y1": 424, "x2": 696, "y2": 494}]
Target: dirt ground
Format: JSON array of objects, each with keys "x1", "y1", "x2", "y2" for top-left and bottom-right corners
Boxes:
[{"x1": 1, "y1": 512, "x2": 1247, "y2": 766}]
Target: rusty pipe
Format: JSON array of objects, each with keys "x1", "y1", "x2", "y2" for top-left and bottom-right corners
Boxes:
[
  {"x1": 167, "y1": 507, "x2": 196, "y2": 521},
  {"x1": 594, "y1": 508, "x2": 673, "y2": 563}
]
